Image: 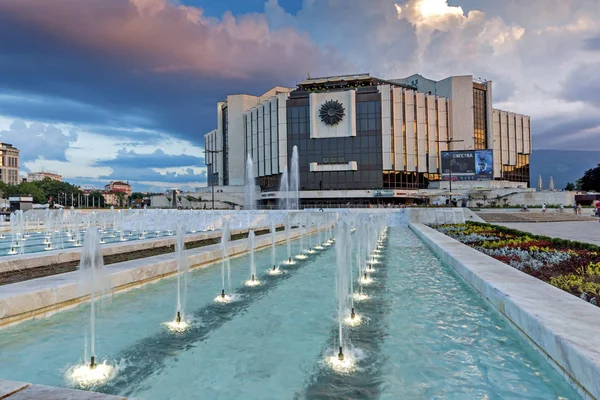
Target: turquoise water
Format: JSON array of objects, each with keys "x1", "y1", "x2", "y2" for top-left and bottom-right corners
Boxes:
[
  {"x1": 0, "y1": 228, "x2": 579, "y2": 399},
  {"x1": 0, "y1": 229, "x2": 190, "y2": 256}
]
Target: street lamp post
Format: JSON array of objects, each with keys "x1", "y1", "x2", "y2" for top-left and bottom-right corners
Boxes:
[
  {"x1": 204, "y1": 148, "x2": 223, "y2": 210},
  {"x1": 205, "y1": 162, "x2": 214, "y2": 210}
]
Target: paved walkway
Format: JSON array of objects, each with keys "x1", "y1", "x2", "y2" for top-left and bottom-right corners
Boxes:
[
  {"x1": 477, "y1": 211, "x2": 596, "y2": 223},
  {"x1": 497, "y1": 221, "x2": 600, "y2": 246}
]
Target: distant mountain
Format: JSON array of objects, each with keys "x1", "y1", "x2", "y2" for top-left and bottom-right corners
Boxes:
[{"x1": 530, "y1": 150, "x2": 600, "y2": 189}]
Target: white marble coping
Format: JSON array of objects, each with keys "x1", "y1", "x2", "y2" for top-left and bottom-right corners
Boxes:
[
  {"x1": 0, "y1": 379, "x2": 129, "y2": 399},
  {"x1": 0, "y1": 224, "x2": 283, "y2": 274},
  {"x1": 0, "y1": 226, "x2": 323, "y2": 328},
  {"x1": 410, "y1": 222, "x2": 600, "y2": 400}
]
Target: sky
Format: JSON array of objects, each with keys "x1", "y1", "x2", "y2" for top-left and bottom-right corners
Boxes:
[{"x1": 0, "y1": 0, "x2": 599, "y2": 192}]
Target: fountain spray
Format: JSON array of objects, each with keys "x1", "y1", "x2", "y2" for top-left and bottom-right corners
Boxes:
[
  {"x1": 220, "y1": 223, "x2": 230, "y2": 298},
  {"x1": 334, "y1": 220, "x2": 350, "y2": 361},
  {"x1": 247, "y1": 230, "x2": 257, "y2": 284},
  {"x1": 174, "y1": 225, "x2": 188, "y2": 324},
  {"x1": 285, "y1": 214, "x2": 292, "y2": 263},
  {"x1": 290, "y1": 146, "x2": 300, "y2": 210},
  {"x1": 271, "y1": 221, "x2": 277, "y2": 270},
  {"x1": 79, "y1": 227, "x2": 108, "y2": 369}
]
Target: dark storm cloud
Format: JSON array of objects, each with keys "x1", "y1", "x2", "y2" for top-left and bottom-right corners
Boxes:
[
  {"x1": 96, "y1": 149, "x2": 204, "y2": 169},
  {"x1": 532, "y1": 115, "x2": 600, "y2": 150},
  {"x1": 0, "y1": 0, "x2": 340, "y2": 146},
  {"x1": 560, "y1": 63, "x2": 600, "y2": 108}
]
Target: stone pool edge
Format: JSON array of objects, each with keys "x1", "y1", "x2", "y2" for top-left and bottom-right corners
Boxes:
[
  {"x1": 0, "y1": 225, "x2": 326, "y2": 329},
  {"x1": 409, "y1": 222, "x2": 600, "y2": 400},
  {"x1": 0, "y1": 379, "x2": 136, "y2": 399}
]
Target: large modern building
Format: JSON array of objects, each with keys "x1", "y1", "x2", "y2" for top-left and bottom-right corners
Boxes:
[
  {"x1": 204, "y1": 73, "x2": 531, "y2": 207},
  {"x1": 0, "y1": 143, "x2": 20, "y2": 185}
]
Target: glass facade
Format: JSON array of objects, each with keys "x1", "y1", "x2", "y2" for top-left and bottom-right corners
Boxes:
[
  {"x1": 473, "y1": 87, "x2": 488, "y2": 149},
  {"x1": 205, "y1": 133, "x2": 218, "y2": 186},
  {"x1": 502, "y1": 153, "x2": 530, "y2": 184},
  {"x1": 286, "y1": 91, "x2": 383, "y2": 191},
  {"x1": 222, "y1": 106, "x2": 229, "y2": 185},
  {"x1": 383, "y1": 171, "x2": 438, "y2": 189}
]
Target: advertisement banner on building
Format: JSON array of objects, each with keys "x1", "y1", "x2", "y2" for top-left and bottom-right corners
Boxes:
[
  {"x1": 441, "y1": 150, "x2": 493, "y2": 181},
  {"x1": 474, "y1": 149, "x2": 493, "y2": 180}
]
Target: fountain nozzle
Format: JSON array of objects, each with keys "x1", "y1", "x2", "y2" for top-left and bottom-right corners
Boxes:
[
  {"x1": 90, "y1": 356, "x2": 96, "y2": 369},
  {"x1": 176, "y1": 311, "x2": 181, "y2": 323},
  {"x1": 273, "y1": 265, "x2": 276, "y2": 271},
  {"x1": 288, "y1": 257, "x2": 292, "y2": 263},
  {"x1": 351, "y1": 308, "x2": 356, "y2": 319},
  {"x1": 338, "y1": 346, "x2": 344, "y2": 361},
  {"x1": 251, "y1": 274, "x2": 255, "y2": 282},
  {"x1": 364, "y1": 272, "x2": 367, "y2": 280},
  {"x1": 221, "y1": 289, "x2": 225, "y2": 298},
  {"x1": 369, "y1": 264, "x2": 372, "y2": 270}
]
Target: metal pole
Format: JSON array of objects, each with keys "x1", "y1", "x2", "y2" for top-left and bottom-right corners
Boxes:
[
  {"x1": 212, "y1": 180, "x2": 215, "y2": 210},
  {"x1": 449, "y1": 167, "x2": 452, "y2": 195}
]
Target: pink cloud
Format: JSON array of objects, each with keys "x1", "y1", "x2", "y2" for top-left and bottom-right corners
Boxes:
[{"x1": 0, "y1": 0, "x2": 344, "y2": 81}]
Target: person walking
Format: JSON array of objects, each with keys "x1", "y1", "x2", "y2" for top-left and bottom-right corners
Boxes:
[
  {"x1": 541, "y1": 203, "x2": 546, "y2": 213},
  {"x1": 573, "y1": 204, "x2": 578, "y2": 214},
  {"x1": 595, "y1": 202, "x2": 600, "y2": 222},
  {"x1": 577, "y1": 203, "x2": 582, "y2": 215}
]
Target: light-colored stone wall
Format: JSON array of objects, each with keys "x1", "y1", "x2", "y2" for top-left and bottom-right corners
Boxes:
[{"x1": 0, "y1": 379, "x2": 133, "y2": 399}]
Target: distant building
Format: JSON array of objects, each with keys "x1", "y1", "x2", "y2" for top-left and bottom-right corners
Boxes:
[
  {"x1": 104, "y1": 181, "x2": 132, "y2": 197},
  {"x1": 99, "y1": 181, "x2": 132, "y2": 206},
  {"x1": 0, "y1": 143, "x2": 20, "y2": 185},
  {"x1": 101, "y1": 192, "x2": 121, "y2": 206},
  {"x1": 27, "y1": 171, "x2": 63, "y2": 182}
]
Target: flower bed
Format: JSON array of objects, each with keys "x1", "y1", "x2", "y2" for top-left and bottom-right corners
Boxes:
[{"x1": 433, "y1": 222, "x2": 600, "y2": 306}]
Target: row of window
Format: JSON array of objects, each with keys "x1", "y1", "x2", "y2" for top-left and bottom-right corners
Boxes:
[
  {"x1": 0, "y1": 169, "x2": 19, "y2": 184},
  {"x1": 502, "y1": 154, "x2": 530, "y2": 183},
  {"x1": 383, "y1": 171, "x2": 438, "y2": 190},
  {"x1": 245, "y1": 101, "x2": 280, "y2": 177},
  {"x1": 222, "y1": 107, "x2": 229, "y2": 185},
  {"x1": 259, "y1": 170, "x2": 440, "y2": 191},
  {"x1": 473, "y1": 88, "x2": 488, "y2": 149},
  {"x1": 298, "y1": 170, "x2": 384, "y2": 191},
  {"x1": 2, "y1": 156, "x2": 18, "y2": 168}
]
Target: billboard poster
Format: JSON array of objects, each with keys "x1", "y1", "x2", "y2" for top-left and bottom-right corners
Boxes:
[
  {"x1": 474, "y1": 149, "x2": 493, "y2": 180},
  {"x1": 441, "y1": 150, "x2": 493, "y2": 181}
]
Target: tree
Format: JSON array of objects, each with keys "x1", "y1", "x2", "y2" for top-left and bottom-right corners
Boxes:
[
  {"x1": 115, "y1": 192, "x2": 125, "y2": 208},
  {"x1": 565, "y1": 182, "x2": 576, "y2": 191},
  {"x1": 130, "y1": 192, "x2": 144, "y2": 200},
  {"x1": 89, "y1": 190, "x2": 105, "y2": 208},
  {"x1": 579, "y1": 164, "x2": 600, "y2": 192},
  {"x1": 15, "y1": 182, "x2": 47, "y2": 203}
]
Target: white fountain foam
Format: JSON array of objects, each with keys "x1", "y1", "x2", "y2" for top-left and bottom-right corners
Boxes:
[
  {"x1": 324, "y1": 347, "x2": 366, "y2": 374},
  {"x1": 353, "y1": 292, "x2": 370, "y2": 302},
  {"x1": 67, "y1": 361, "x2": 117, "y2": 387}
]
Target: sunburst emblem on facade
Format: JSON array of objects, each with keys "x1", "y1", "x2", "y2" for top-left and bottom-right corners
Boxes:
[{"x1": 319, "y1": 100, "x2": 345, "y2": 126}]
